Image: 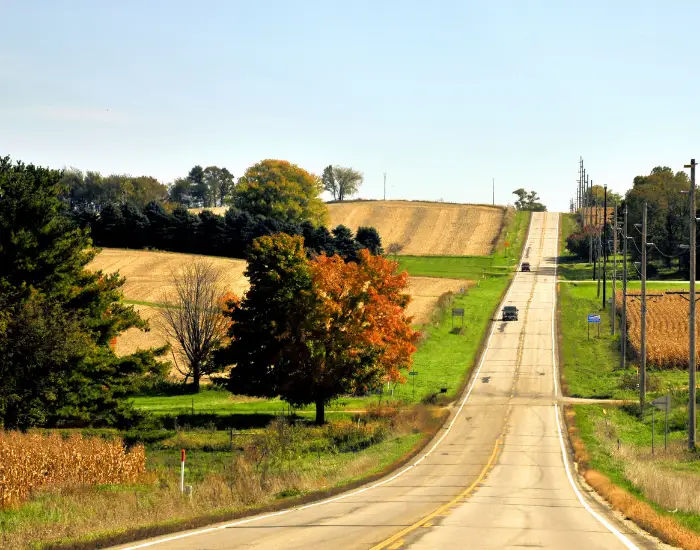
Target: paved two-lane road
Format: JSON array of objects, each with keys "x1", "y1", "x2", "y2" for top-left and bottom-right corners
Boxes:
[{"x1": 118, "y1": 212, "x2": 652, "y2": 550}]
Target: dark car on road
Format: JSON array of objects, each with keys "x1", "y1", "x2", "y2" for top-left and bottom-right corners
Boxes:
[
  {"x1": 502, "y1": 305, "x2": 519, "y2": 321},
  {"x1": 521, "y1": 262, "x2": 531, "y2": 272}
]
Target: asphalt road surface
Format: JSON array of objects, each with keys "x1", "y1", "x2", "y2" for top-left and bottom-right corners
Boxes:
[{"x1": 117, "y1": 212, "x2": 653, "y2": 550}]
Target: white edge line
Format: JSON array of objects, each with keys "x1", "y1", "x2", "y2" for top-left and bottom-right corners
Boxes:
[
  {"x1": 551, "y1": 213, "x2": 637, "y2": 550},
  {"x1": 554, "y1": 404, "x2": 638, "y2": 550},
  {"x1": 120, "y1": 214, "x2": 536, "y2": 550}
]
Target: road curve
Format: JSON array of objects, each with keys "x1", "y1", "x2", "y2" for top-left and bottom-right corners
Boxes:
[{"x1": 115, "y1": 212, "x2": 652, "y2": 550}]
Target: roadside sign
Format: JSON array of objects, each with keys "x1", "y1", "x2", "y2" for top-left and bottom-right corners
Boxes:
[
  {"x1": 451, "y1": 308, "x2": 465, "y2": 330},
  {"x1": 587, "y1": 314, "x2": 601, "y2": 339},
  {"x1": 409, "y1": 371, "x2": 418, "y2": 376},
  {"x1": 652, "y1": 394, "x2": 670, "y2": 412}
]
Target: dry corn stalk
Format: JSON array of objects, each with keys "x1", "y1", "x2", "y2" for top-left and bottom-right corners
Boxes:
[
  {"x1": 0, "y1": 431, "x2": 145, "y2": 508},
  {"x1": 620, "y1": 291, "x2": 700, "y2": 368}
]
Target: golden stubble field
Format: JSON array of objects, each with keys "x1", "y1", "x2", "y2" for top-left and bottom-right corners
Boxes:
[
  {"x1": 190, "y1": 201, "x2": 505, "y2": 256},
  {"x1": 88, "y1": 249, "x2": 471, "y2": 359},
  {"x1": 328, "y1": 200, "x2": 504, "y2": 256}
]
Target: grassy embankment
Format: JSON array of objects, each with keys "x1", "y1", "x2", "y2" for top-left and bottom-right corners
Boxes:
[
  {"x1": 0, "y1": 210, "x2": 530, "y2": 549},
  {"x1": 559, "y1": 213, "x2": 700, "y2": 547}
]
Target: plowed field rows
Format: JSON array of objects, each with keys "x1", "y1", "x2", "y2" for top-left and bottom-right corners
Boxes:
[{"x1": 621, "y1": 291, "x2": 700, "y2": 368}]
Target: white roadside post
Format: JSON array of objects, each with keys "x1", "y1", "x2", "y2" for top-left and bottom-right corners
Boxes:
[{"x1": 180, "y1": 448, "x2": 186, "y2": 493}]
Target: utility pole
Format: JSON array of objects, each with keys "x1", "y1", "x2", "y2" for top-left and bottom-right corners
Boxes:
[
  {"x1": 492, "y1": 177, "x2": 495, "y2": 206},
  {"x1": 612, "y1": 203, "x2": 617, "y2": 335},
  {"x1": 640, "y1": 202, "x2": 648, "y2": 413},
  {"x1": 622, "y1": 205, "x2": 628, "y2": 369},
  {"x1": 686, "y1": 158, "x2": 697, "y2": 450},
  {"x1": 603, "y1": 184, "x2": 608, "y2": 308},
  {"x1": 588, "y1": 174, "x2": 593, "y2": 264},
  {"x1": 383, "y1": 173, "x2": 386, "y2": 201}
]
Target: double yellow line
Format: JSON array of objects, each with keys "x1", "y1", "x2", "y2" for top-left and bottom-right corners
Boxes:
[
  {"x1": 371, "y1": 220, "x2": 548, "y2": 550},
  {"x1": 369, "y1": 434, "x2": 503, "y2": 550}
]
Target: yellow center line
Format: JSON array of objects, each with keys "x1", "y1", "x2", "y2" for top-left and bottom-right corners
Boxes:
[
  {"x1": 369, "y1": 434, "x2": 503, "y2": 550},
  {"x1": 370, "y1": 221, "x2": 546, "y2": 550}
]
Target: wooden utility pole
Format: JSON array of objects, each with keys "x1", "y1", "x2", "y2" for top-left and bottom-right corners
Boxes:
[
  {"x1": 588, "y1": 174, "x2": 593, "y2": 264},
  {"x1": 603, "y1": 185, "x2": 608, "y2": 308},
  {"x1": 640, "y1": 202, "x2": 648, "y2": 413},
  {"x1": 383, "y1": 173, "x2": 387, "y2": 201},
  {"x1": 622, "y1": 205, "x2": 628, "y2": 369},
  {"x1": 686, "y1": 159, "x2": 697, "y2": 450},
  {"x1": 612, "y1": 204, "x2": 618, "y2": 336}
]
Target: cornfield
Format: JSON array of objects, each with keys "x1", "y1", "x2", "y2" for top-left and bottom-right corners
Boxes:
[
  {"x1": 0, "y1": 431, "x2": 145, "y2": 508},
  {"x1": 621, "y1": 291, "x2": 700, "y2": 368}
]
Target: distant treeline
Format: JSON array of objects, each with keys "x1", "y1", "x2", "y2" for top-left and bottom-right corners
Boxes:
[{"x1": 72, "y1": 202, "x2": 383, "y2": 261}]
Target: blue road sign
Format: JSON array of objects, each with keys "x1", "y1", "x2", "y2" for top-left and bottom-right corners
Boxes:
[{"x1": 587, "y1": 314, "x2": 601, "y2": 323}]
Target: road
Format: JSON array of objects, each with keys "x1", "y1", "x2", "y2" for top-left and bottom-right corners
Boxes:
[{"x1": 117, "y1": 212, "x2": 651, "y2": 550}]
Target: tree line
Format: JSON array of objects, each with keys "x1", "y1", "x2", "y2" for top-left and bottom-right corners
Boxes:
[
  {"x1": 67, "y1": 159, "x2": 377, "y2": 260},
  {"x1": 63, "y1": 161, "x2": 364, "y2": 211},
  {"x1": 73, "y1": 202, "x2": 382, "y2": 261},
  {"x1": 0, "y1": 155, "x2": 397, "y2": 430},
  {"x1": 566, "y1": 166, "x2": 698, "y2": 278}
]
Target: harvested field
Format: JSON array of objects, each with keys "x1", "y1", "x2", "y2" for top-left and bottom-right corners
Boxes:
[
  {"x1": 621, "y1": 291, "x2": 699, "y2": 368},
  {"x1": 88, "y1": 248, "x2": 249, "y2": 302},
  {"x1": 328, "y1": 201, "x2": 504, "y2": 256},
  {"x1": 91, "y1": 248, "x2": 465, "y2": 355},
  {"x1": 406, "y1": 277, "x2": 473, "y2": 325}
]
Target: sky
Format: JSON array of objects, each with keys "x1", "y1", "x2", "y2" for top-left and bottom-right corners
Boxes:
[{"x1": 2, "y1": 0, "x2": 699, "y2": 211}]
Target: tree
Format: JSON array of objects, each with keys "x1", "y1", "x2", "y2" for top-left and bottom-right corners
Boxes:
[
  {"x1": 322, "y1": 165, "x2": 337, "y2": 200},
  {"x1": 332, "y1": 166, "x2": 363, "y2": 201},
  {"x1": 386, "y1": 242, "x2": 404, "y2": 258},
  {"x1": 168, "y1": 177, "x2": 194, "y2": 207},
  {"x1": 233, "y1": 159, "x2": 328, "y2": 226},
  {"x1": 160, "y1": 262, "x2": 230, "y2": 392},
  {"x1": 217, "y1": 234, "x2": 418, "y2": 425},
  {"x1": 513, "y1": 188, "x2": 546, "y2": 211},
  {"x1": 203, "y1": 166, "x2": 235, "y2": 206},
  {"x1": 62, "y1": 171, "x2": 167, "y2": 212},
  {"x1": 188, "y1": 165, "x2": 209, "y2": 207},
  {"x1": 0, "y1": 156, "x2": 167, "y2": 429},
  {"x1": 332, "y1": 224, "x2": 359, "y2": 262},
  {"x1": 625, "y1": 166, "x2": 692, "y2": 270},
  {"x1": 356, "y1": 226, "x2": 383, "y2": 255}
]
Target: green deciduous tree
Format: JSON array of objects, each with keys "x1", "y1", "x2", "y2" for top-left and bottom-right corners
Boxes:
[
  {"x1": 322, "y1": 165, "x2": 363, "y2": 201},
  {"x1": 203, "y1": 165, "x2": 235, "y2": 206},
  {"x1": 234, "y1": 159, "x2": 328, "y2": 226},
  {"x1": 332, "y1": 166, "x2": 363, "y2": 201},
  {"x1": 322, "y1": 165, "x2": 337, "y2": 200},
  {"x1": 625, "y1": 166, "x2": 692, "y2": 269},
  {"x1": 513, "y1": 188, "x2": 547, "y2": 211}
]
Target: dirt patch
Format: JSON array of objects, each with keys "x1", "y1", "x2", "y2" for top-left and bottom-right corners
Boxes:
[
  {"x1": 328, "y1": 201, "x2": 504, "y2": 256},
  {"x1": 406, "y1": 277, "x2": 473, "y2": 324}
]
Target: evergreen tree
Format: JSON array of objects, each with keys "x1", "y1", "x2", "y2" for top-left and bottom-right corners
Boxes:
[{"x1": 0, "y1": 156, "x2": 167, "y2": 429}]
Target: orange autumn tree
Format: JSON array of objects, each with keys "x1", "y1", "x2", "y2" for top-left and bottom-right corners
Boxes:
[
  {"x1": 310, "y1": 250, "x2": 419, "y2": 391},
  {"x1": 218, "y1": 234, "x2": 418, "y2": 424}
]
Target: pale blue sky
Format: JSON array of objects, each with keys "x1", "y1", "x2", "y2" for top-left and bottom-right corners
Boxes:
[{"x1": 1, "y1": 1, "x2": 699, "y2": 211}]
